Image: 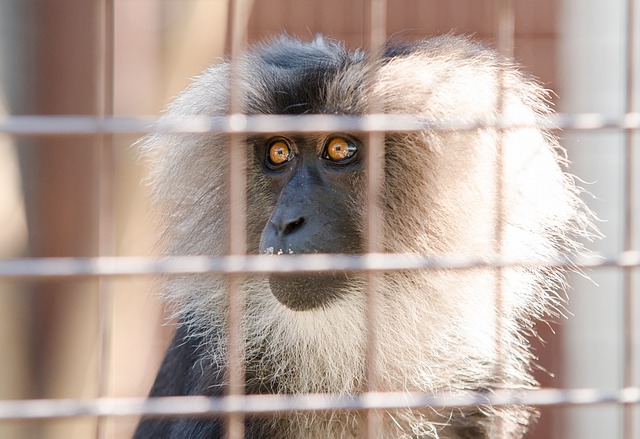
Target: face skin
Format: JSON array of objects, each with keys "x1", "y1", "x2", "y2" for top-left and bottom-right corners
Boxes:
[{"x1": 255, "y1": 133, "x2": 365, "y2": 310}]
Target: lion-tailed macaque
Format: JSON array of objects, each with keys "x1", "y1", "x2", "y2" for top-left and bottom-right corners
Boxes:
[{"x1": 135, "y1": 35, "x2": 594, "y2": 439}]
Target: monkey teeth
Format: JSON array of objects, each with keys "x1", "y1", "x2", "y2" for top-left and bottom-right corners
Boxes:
[{"x1": 262, "y1": 247, "x2": 295, "y2": 255}]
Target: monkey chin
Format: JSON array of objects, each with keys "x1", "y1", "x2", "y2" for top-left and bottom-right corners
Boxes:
[{"x1": 268, "y1": 272, "x2": 352, "y2": 311}]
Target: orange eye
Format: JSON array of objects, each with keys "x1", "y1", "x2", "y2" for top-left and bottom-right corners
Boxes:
[
  {"x1": 268, "y1": 140, "x2": 294, "y2": 165},
  {"x1": 325, "y1": 137, "x2": 357, "y2": 162}
]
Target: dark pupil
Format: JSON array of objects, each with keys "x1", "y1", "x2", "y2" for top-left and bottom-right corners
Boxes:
[{"x1": 276, "y1": 146, "x2": 286, "y2": 157}]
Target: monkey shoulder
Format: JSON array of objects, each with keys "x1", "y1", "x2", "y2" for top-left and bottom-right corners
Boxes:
[{"x1": 133, "y1": 326, "x2": 222, "y2": 438}]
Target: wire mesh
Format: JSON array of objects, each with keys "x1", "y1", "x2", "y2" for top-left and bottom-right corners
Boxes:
[{"x1": 0, "y1": 0, "x2": 637, "y2": 438}]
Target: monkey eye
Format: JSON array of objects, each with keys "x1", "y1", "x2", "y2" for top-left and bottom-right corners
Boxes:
[
  {"x1": 323, "y1": 136, "x2": 358, "y2": 163},
  {"x1": 267, "y1": 139, "x2": 295, "y2": 168}
]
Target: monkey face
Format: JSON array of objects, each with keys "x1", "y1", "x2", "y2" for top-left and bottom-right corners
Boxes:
[{"x1": 255, "y1": 134, "x2": 364, "y2": 310}]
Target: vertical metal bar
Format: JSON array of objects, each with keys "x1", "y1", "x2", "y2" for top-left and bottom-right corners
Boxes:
[
  {"x1": 364, "y1": 0, "x2": 386, "y2": 438},
  {"x1": 492, "y1": 0, "x2": 514, "y2": 362},
  {"x1": 226, "y1": 1, "x2": 254, "y2": 438},
  {"x1": 96, "y1": 0, "x2": 115, "y2": 437},
  {"x1": 622, "y1": 1, "x2": 637, "y2": 438},
  {"x1": 496, "y1": 0, "x2": 515, "y2": 60},
  {"x1": 493, "y1": 1, "x2": 514, "y2": 436}
]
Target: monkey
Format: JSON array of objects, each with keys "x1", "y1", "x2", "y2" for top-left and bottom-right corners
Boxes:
[{"x1": 134, "y1": 35, "x2": 594, "y2": 438}]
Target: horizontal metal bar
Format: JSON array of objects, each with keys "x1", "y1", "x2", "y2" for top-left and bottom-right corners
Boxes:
[
  {"x1": 0, "y1": 113, "x2": 638, "y2": 136},
  {"x1": 0, "y1": 252, "x2": 637, "y2": 279},
  {"x1": 0, "y1": 388, "x2": 638, "y2": 420}
]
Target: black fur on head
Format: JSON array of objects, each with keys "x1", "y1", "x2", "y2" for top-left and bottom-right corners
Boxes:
[{"x1": 243, "y1": 36, "x2": 366, "y2": 115}]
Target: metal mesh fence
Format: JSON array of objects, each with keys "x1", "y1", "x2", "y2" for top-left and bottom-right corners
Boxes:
[{"x1": 0, "y1": 0, "x2": 637, "y2": 438}]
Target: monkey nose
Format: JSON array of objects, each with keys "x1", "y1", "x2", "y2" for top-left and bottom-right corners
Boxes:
[
  {"x1": 276, "y1": 215, "x2": 305, "y2": 236},
  {"x1": 259, "y1": 213, "x2": 307, "y2": 255}
]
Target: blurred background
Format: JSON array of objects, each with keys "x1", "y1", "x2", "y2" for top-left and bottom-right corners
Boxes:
[{"x1": 0, "y1": 0, "x2": 638, "y2": 438}]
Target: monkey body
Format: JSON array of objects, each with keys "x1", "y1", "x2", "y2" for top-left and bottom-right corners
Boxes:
[{"x1": 136, "y1": 35, "x2": 592, "y2": 438}]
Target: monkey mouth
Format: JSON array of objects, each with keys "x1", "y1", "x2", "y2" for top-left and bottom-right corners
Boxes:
[{"x1": 268, "y1": 272, "x2": 350, "y2": 311}]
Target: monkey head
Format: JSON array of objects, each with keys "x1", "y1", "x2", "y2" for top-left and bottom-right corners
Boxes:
[{"x1": 144, "y1": 35, "x2": 590, "y2": 321}]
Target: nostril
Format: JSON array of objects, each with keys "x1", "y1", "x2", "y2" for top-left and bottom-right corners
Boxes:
[{"x1": 283, "y1": 216, "x2": 305, "y2": 235}]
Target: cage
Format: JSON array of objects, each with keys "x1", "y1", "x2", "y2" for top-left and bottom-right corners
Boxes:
[{"x1": 0, "y1": 0, "x2": 638, "y2": 438}]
